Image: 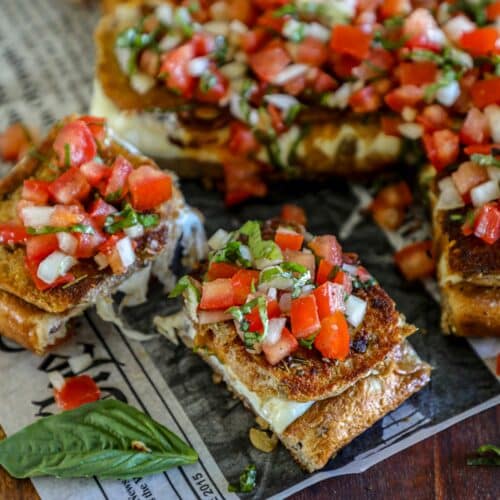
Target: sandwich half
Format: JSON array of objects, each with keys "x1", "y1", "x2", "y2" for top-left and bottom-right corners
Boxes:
[
  {"x1": 0, "y1": 114, "x2": 200, "y2": 354},
  {"x1": 171, "y1": 218, "x2": 430, "y2": 471}
]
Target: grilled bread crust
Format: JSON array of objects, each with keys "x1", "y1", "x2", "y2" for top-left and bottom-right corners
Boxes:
[
  {"x1": 194, "y1": 284, "x2": 415, "y2": 402},
  {"x1": 93, "y1": 1, "x2": 402, "y2": 179},
  {"x1": 0, "y1": 115, "x2": 186, "y2": 314}
]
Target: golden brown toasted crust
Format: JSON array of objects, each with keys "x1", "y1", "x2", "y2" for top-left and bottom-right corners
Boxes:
[
  {"x1": 0, "y1": 115, "x2": 185, "y2": 314},
  {"x1": 195, "y1": 285, "x2": 415, "y2": 402},
  {"x1": 280, "y1": 341, "x2": 431, "y2": 472},
  {"x1": 430, "y1": 182, "x2": 499, "y2": 336},
  {"x1": 440, "y1": 282, "x2": 500, "y2": 336},
  {"x1": 94, "y1": 2, "x2": 402, "y2": 179}
]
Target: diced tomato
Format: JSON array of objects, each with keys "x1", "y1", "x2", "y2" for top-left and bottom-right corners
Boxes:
[
  {"x1": 253, "y1": 0, "x2": 289, "y2": 8},
  {"x1": 283, "y1": 74, "x2": 307, "y2": 95},
  {"x1": 80, "y1": 161, "x2": 110, "y2": 187},
  {"x1": 223, "y1": 160, "x2": 267, "y2": 206},
  {"x1": 313, "y1": 282, "x2": 345, "y2": 320},
  {"x1": 370, "y1": 200, "x2": 405, "y2": 230},
  {"x1": 248, "y1": 43, "x2": 291, "y2": 83},
  {"x1": 330, "y1": 53, "x2": 359, "y2": 79},
  {"x1": 88, "y1": 198, "x2": 116, "y2": 226},
  {"x1": 394, "y1": 240, "x2": 435, "y2": 281},
  {"x1": 98, "y1": 233, "x2": 123, "y2": 256},
  {"x1": 139, "y1": 49, "x2": 160, "y2": 76},
  {"x1": 128, "y1": 165, "x2": 172, "y2": 211},
  {"x1": 227, "y1": 0, "x2": 256, "y2": 25},
  {"x1": 385, "y1": 85, "x2": 424, "y2": 112},
  {"x1": 194, "y1": 68, "x2": 229, "y2": 104},
  {"x1": 281, "y1": 204, "x2": 306, "y2": 226},
  {"x1": 159, "y1": 42, "x2": 196, "y2": 97},
  {"x1": 53, "y1": 120, "x2": 96, "y2": 168},
  {"x1": 228, "y1": 122, "x2": 259, "y2": 156},
  {"x1": 284, "y1": 249, "x2": 315, "y2": 277},
  {"x1": 79, "y1": 116, "x2": 107, "y2": 145},
  {"x1": 423, "y1": 130, "x2": 459, "y2": 170},
  {"x1": 473, "y1": 202, "x2": 500, "y2": 244},
  {"x1": 231, "y1": 269, "x2": 260, "y2": 305},
  {"x1": 54, "y1": 375, "x2": 101, "y2": 411},
  {"x1": 0, "y1": 123, "x2": 31, "y2": 162},
  {"x1": 471, "y1": 78, "x2": 500, "y2": 108},
  {"x1": 267, "y1": 104, "x2": 286, "y2": 133},
  {"x1": 314, "y1": 311, "x2": 350, "y2": 360},
  {"x1": 74, "y1": 229, "x2": 107, "y2": 259},
  {"x1": 353, "y1": 48, "x2": 395, "y2": 82},
  {"x1": 399, "y1": 61, "x2": 437, "y2": 86},
  {"x1": 311, "y1": 70, "x2": 337, "y2": 93},
  {"x1": 102, "y1": 155, "x2": 133, "y2": 201},
  {"x1": 48, "y1": 167, "x2": 90, "y2": 205},
  {"x1": 22, "y1": 180, "x2": 50, "y2": 205},
  {"x1": 240, "y1": 28, "x2": 271, "y2": 53},
  {"x1": 333, "y1": 269, "x2": 352, "y2": 295},
  {"x1": 316, "y1": 258, "x2": 334, "y2": 286},
  {"x1": 380, "y1": 0, "x2": 410, "y2": 18},
  {"x1": 26, "y1": 234, "x2": 59, "y2": 262},
  {"x1": 290, "y1": 294, "x2": 320, "y2": 338},
  {"x1": 0, "y1": 223, "x2": 27, "y2": 244},
  {"x1": 460, "y1": 108, "x2": 490, "y2": 145},
  {"x1": 207, "y1": 262, "x2": 240, "y2": 281},
  {"x1": 330, "y1": 25, "x2": 372, "y2": 60},
  {"x1": 50, "y1": 205, "x2": 86, "y2": 227},
  {"x1": 308, "y1": 235, "x2": 343, "y2": 266},
  {"x1": 274, "y1": 228, "x2": 304, "y2": 251},
  {"x1": 417, "y1": 105, "x2": 450, "y2": 132},
  {"x1": 464, "y1": 144, "x2": 500, "y2": 155},
  {"x1": 381, "y1": 115, "x2": 403, "y2": 136},
  {"x1": 262, "y1": 327, "x2": 298, "y2": 365},
  {"x1": 487, "y1": 1, "x2": 500, "y2": 20},
  {"x1": 245, "y1": 299, "x2": 280, "y2": 332},
  {"x1": 349, "y1": 85, "x2": 381, "y2": 113},
  {"x1": 191, "y1": 32, "x2": 216, "y2": 56},
  {"x1": 256, "y1": 10, "x2": 285, "y2": 33},
  {"x1": 294, "y1": 37, "x2": 328, "y2": 66},
  {"x1": 200, "y1": 278, "x2": 234, "y2": 310},
  {"x1": 403, "y1": 8, "x2": 444, "y2": 51},
  {"x1": 451, "y1": 161, "x2": 490, "y2": 197},
  {"x1": 459, "y1": 27, "x2": 500, "y2": 57}
]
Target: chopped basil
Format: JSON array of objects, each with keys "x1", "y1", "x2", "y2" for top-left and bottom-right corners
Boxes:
[
  {"x1": 105, "y1": 190, "x2": 123, "y2": 203},
  {"x1": 449, "y1": 213, "x2": 464, "y2": 222},
  {"x1": 373, "y1": 31, "x2": 406, "y2": 50},
  {"x1": 448, "y1": 0, "x2": 489, "y2": 26},
  {"x1": 169, "y1": 275, "x2": 201, "y2": 301},
  {"x1": 470, "y1": 153, "x2": 500, "y2": 168},
  {"x1": 104, "y1": 204, "x2": 159, "y2": 234},
  {"x1": 352, "y1": 276, "x2": 377, "y2": 290},
  {"x1": 284, "y1": 103, "x2": 303, "y2": 126},
  {"x1": 467, "y1": 444, "x2": 500, "y2": 466},
  {"x1": 174, "y1": 6, "x2": 194, "y2": 37},
  {"x1": 199, "y1": 71, "x2": 217, "y2": 93},
  {"x1": 239, "y1": 221, "x2": 283, "y2": 264},
  {"x1": 187, "y1": 0, "x2": 200, "y2": 13},
  {"x1": 259, "y1": 262, "x2": 311, "y2": 297},
  {"x1": 64, "y1": 143, "x2": 71, "y2": 168},
  {"x1": 273, "y1": 4, "x2": 297, "y2": 17},
  {"x1": 384, "y1": 15, "x2": 404, "y2": 29},
  {"x1": 299, "y1": 334, "x2": 317, "y2": 350},
  {"x1": 228, "y1": 296, "x2": 268, "y2": 348},
  {"x1": 213, "y1": 35, "x2": 228, "y2": 66},
  {"x1": 424, "y1": 67, "x2": 459, "y2": 102},
  {"x1": 28, "y1": 148, "x2": 49, "y2": 163},
  {"x1": 210, "y1": 240, "x2": 252, "y2": 268},
  {"x1": 27, "y1": 224, "x2": 94, "y2": 235},
  {"x1": 116, "y1": 26, "x2": 158, "y2": 74},
  {"x1": 228, "y1": 464, "x2": 257, "y2": 493}
]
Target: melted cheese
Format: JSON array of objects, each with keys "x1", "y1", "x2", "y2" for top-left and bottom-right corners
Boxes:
[{"x1": 208, "y1": 355, "x2": 314, "y2": 434}]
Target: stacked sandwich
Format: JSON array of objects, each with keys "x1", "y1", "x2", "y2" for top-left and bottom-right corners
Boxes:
[
  {"x1": 0, "y1": 115, "x2": 201, "y2": 354},
  {"x1": 172, "y1": 218, "x2": 431, "y2": 471}
]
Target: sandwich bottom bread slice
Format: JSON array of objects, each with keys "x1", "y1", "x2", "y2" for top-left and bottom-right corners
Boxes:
[
  {"x1": 0, "y1": 114, "x2": 204, "y2": 354},
  {"x1": 171, "y1": 218, "x2": 431, "y2": 471}
]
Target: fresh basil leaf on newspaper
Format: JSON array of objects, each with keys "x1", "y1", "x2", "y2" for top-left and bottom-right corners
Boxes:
[{"x1": 0, "y1": 399, "x2": 197, "y2": 479}]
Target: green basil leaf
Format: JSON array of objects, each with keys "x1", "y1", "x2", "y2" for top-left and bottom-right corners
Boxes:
[
  {"x1": 210, "y1": 240, "x2": 252, "y2": 267},
  {"x1": 470, "y1": 153, "x2": 500, "y2": 168},
  {"x1": 104, "y1": 203, "x2": 159, "y2": 234},
  {"x1": 228, "y1": 296, "x2": 268, "y2": 348},
  {"x1": 27, "y1": 224, "x2": 94, "y2": 235},
  {"x1": 64, "y1": 143, "x2": 71, "y2": 168},
  {"x1": 169, "y1": 275, "x2": 201, "y2": 301},
  {"x1": 299, "y1": 334, "x2": 317, "y2": 350},
  {"x1": 0, "y1": 399, "x2": 197, "y2": 479},
  {"x1": 239, "y1": 221, "x2": 283, "y2": 264},
  {"x1": 213, "y1": 35, "x2": 228, "y2": 65},
  {"x1": 228, "y1": 464, "x2": 257, "y2": 493}
]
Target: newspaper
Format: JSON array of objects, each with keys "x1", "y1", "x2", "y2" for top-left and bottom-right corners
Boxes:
[{"x1": 0, "y1": 1, "x2": 498, "y2": 499}]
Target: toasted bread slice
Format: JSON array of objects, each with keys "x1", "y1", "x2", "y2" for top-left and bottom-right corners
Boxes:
[
  {"x1": 429, "y1": 185, "x2": 500, "y2": 336},
  {"x1": 91, "y1": 1, "x2": 401, "y2": 180},
  {"x1": 192, "y1": 285, "x2": 415, "y2": 402},
  {"x1": 0, "y1": 116, "x2": 185, "y2": 314}
]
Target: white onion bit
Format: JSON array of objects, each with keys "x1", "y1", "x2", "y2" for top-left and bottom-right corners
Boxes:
[
  {"x1": 68, "y1": 353, "x2": 93, "y2": 374},
  {"x1": 116, "y1": 236, "x2": 136, "y2": 268},
  {"x1": 37, "y1": 251, "x2": 76, "y2": 284},
  {"x1": 345, "y1": 295, "x2": 367, "y2": 328},
  {"x1": 272, "y1": 64, "x2": 309, "y2": 85},
  {"x1": 470, "y1": 180, "x2": 500, "y2": 207},
  {"x1": 48, "y1": 371, "x2": 65, "y2": 391},
  {"x1": 21, "y1": 206, "x2": 55, "y2": 227}
]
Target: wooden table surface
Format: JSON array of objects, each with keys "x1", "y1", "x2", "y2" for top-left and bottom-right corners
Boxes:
[{"x1": 0, "y1": 405, "x2": 497, "y2": 500}]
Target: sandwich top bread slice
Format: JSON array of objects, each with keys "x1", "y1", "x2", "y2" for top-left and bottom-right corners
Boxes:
[
  {"x1": 170, "y1": 217, "x2": 430, "y2": 470},
  {"x1": 0, "y1": 114, "x2": 199, "y2": 353}
]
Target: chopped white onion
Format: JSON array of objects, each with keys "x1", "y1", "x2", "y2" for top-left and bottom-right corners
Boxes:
[
  {"x1": 341, "y1": 263, "x2": 358, "y2": 275},
  {"x1": 304, "y1": 22, "x2": 331, "y2": 42},
  {"x1": 263, "y1": 318, "x2": 287, "y2": 346},
  {"x1": 272, "y1": 64, "x2": 309, "y2": 85},
  {"x1": 282, "y1": 18, "x2": 304, "y2": 40},
  {"x1": 37, "y1": 251, "x2": 76, "y2": 284},
  {"x1": 115, "y1": 47, "x2": 132, "y2": 74},
  {"x1": 258, "y1": 275, "x2": 293, "y2": 292},
  {"x1": 219, "y1": 61, "x2": 247, "y2": 79},
  {"x1": 239, "y1": 244, "x2": 252, "y2": 263},
  {"x1": 436, "y1": 80, "x2": 460, "y2": 106},
  {"x1": 470, "y1": 180, "x2": 500, "y2": 207},
  {"x1": 264, "y1": 93, "x2": 300, "y2": 112},
  {"x1": 116, "y1": 236, "x2": 136, "y2": 269},
  {"x1": 279, "y1": 292, "x2": 292, "y2": 313},
  {"x1": 398, "y1": 122, "x2": 423, "y2": 140},
  {"x1": 229, "y1": 93, "x2": 258, "y2": 125},
  {"x1": 487, "y1": 166, "x2": 500, "y2": 182},
  {"x1": 21, "y1": 206, "x2": 55, "y2": 227},
  {"x1": 267, "y1": 287, "x2": 278, "y2": 301},
  {"x1": 94, "y1": 252, "x2": 109, "y2": 270},
  {"x1": 68, "y1": 353, "x2": 93, "y2": 374},
  {"x1": 448, "y1": 48, "x2": 473, "y2": 69},
  {"x1": 230, "y1": 19, "x2": 248, "y2": 34},
  {"x1": 159, "y1": 33, "x2": 182, "y2": 51},
  {"x1": 198, "y1": 309, "x2": 233, "y2": 324},
  {"x1": 188, "y1": 56, "x2": 210, "y2": 77},
  {"x1": 57, "y1": 232, "x2": 77, "y2": 255},
  {"x1": 436, "y1": 176, "x2": 465, "y2": 210},
  {"x1": 401, "y1": 106, "x2": 417, "y2": 122},
  {"x1": 156, "y1": 4, "x2": 173, "y2": 25},
  {"x1": 254, "y1": 257, "x2": 283, "y2": 270},
  {"x1": 203, "y1": 20, "x2": 229, "y2": 36},
  {"x1": 484, "y1": 105, "x2": 500, "y2": 143},
  {"x1": 130, "y1": 73, "x2": 155, "y2": 94},
  {"x1": 48, "y1": 371, "x2": 65, "y2": 391},
  {"x1": 443, "y1": 14, "x2": 475, "y2": 43},
  {"x1": 124, "y1": 223, "x2": 144, "y2": 239},
  {"x1": 345, "y1": 295, "x2": 367, "y2": 328},
  {"x1": 208, "y1": 228, "x2": 230, "y2": 250},
  {"x1": 298, "y1": 284, "x2": 315, "y2": 297},
  {"x1": 322, "y1": 82, "x2": 355, "y2": 109}
]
